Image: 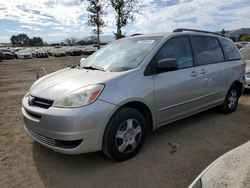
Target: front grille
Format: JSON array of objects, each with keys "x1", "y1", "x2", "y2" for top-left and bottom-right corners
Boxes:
[
  {"x1": 27, "y1": 128, "x2": 83, "y2": 149},
  {"x1": 29, "y1": 96, "x2": 54, "y2": 109}
]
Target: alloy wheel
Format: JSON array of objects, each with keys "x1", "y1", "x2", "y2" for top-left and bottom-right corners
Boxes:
[
  {"x1": 228, "y1": 89, "x2": 237, "y2": 109},
  {"x1": 115, "y1": 119, "x2": 142, "y2": 153}
]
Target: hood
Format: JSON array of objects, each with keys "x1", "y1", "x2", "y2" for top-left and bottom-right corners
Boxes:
[{"x1": 30, "y1": 67, "x2": 123, "y2": 100}]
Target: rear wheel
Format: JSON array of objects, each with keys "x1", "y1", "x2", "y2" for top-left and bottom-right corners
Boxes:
[
  {"x1": 103, "y1": 107, "x2": 146, "y2": 161},
  {"x1": 220, "y1": 85, "x2": 239, "y2": 114}
]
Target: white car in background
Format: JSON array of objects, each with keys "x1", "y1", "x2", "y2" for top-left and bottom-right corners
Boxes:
[
  {"x1": 16, "y1": 50, "x2": 33, "y2": 59},
  {"x1": 244, "y1": 61, "x2": 250, "y2": 89},
  {"x1": 240, "y1": 47, "x2": 250, "y2": 89},
  {"x1": 82, "y1": 46, "x2": 98, "y2": 55},
  {"x1": 189, "y1": 142, "x2": 250, "y2": 188},
  {"x1": 32, "y1": 48, "x2": 49, "y2": 58},
  {"x1": 50, "y1": 49, "x2": 67, "y2": 57},
  {"x1": 11, "y1": 47, "x2": 24, "y2": 53}
]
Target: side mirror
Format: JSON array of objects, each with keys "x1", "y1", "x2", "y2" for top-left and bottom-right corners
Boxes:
[
  {"x1": 156, "y1": 58, "x2": 178, "y2": 72},
  {"x1": 80, "y1": 58, "x2": 86, "y2": 67}
]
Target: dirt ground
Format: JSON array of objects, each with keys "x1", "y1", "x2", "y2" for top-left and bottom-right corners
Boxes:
[{"x1": 0, "y1": 57, "x2": 250, "y2": 188}]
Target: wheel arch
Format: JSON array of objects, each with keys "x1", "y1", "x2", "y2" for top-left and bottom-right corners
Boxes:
[
  {"x1": 106, "y1": 100, "x2": 155, "y2": 134},
  {"x1": 231, "y1": 80, "x2": 243, "y2": 97},
  {"x1": 120, "y1": 101, "x2": 154, "y2": 133}
]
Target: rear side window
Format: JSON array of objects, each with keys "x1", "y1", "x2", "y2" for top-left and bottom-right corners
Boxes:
[
  {"x1": 220, "y1": 38, "x2": 241, "y2": 61},
  {"x1": 192, "y1": 36, "x2": 224, "y2": 65},
  {"x1": 154, "y1": 36, "x2": 193, "y2": 69}
]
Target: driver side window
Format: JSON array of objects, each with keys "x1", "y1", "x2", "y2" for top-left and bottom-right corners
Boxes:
[{"x1": 154, "y1": 36, "x2": 194, "y2": 70}]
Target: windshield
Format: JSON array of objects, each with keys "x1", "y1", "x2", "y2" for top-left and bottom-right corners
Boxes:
[{"x1": 81, "y1": 37, "x2": 161, "y2": 72}]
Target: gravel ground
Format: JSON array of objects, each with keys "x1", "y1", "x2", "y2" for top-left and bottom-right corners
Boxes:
[{"x1": 0, "y1": 57, "x2": 250, "y2": 188}]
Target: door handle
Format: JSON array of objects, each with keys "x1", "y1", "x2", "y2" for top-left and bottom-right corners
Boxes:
[
  {"x1": 200, "y1": 69, "x2": 207, "y2": 74},
  {"x1": 191, "y1": 71, "x2": 199, "y2": 77}
]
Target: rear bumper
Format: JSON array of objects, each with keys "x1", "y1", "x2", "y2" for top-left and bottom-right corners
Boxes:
[{"x1": 22, "y1": 95, "x2": 117, "y2": 154}]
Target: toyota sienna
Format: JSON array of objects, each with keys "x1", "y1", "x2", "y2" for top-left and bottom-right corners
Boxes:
[{"x1": 22, "y1": 29, "x2": 245, "y2": 161}]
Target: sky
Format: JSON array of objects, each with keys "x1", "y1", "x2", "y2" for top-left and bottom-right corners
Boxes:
[{"x1": 0, "y1": 0, "x2": 250, "y2": 43}]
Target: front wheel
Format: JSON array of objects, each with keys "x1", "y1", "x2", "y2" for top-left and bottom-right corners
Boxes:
[
  {"x1": 220, "y1": 85, "x2": 239, "y2": 114},
  {"x1": 103, "y1": 108, "x2": 146, "y2": 161}
]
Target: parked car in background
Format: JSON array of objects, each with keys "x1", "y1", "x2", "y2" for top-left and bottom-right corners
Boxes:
[
  {"x1": 11, "y1": 47, "x2": 24, "y2": 53},
  {"x1": 245, "y1": 63, "x2": 250, "y2": 89},
  {"x1": 239, "y1": 42, "x2": 250, "y2": 47},
  {"x1": 82, "y1": 46, "x2": 98, "y2": 55},
  {"x1": 37, "y1": 51, "x2": 49, "y2": 58},
  {"x1": 234, "y1": 42, "x2": 244, "y2": 49},
  {"x1": 16, "y1": 50, "x2": 33, "y2": 59},
  {"x1": 22, "y1": 29, "x2": 245, "y2": 161},
  {"x1": 32, "y1": 49, "x2": 49, "y2": 58},
  {"x1": 243, "y1": 43, "x2": 250, "y2": 49},
  {"x1": 189, "y1": 141, "x2": 250, "y2": 188},
  {"x1": 50, "y1": 49, "x2": 67, "y2": 57},
  {"x1": 66, "y1": 48, "x2": 82, "y2": 56},
  {"x1": 46, "y1": 49, "x2": 53, "y2": 56},
  {"x1": 0, "y1": 51, "x2": 5, "y2": 61},
  {"x1": 241, "y1": 46, "x2": 250, "y2": 59},
  {"x1": 0, "y1": 49, "x2": 17, "y2": 59},
  {"x1": 240, "y1": 46, "x2": 250, "y2": 89}
]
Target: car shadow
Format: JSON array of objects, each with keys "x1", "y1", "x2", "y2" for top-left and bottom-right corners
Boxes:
[{"x1": 32, "y1": 104, "x2": 250, "y2": 188}]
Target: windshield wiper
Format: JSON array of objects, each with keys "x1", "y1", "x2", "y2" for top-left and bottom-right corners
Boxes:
[{"x1": 82, "y1": 66, "x2": 105, "y2": 71}]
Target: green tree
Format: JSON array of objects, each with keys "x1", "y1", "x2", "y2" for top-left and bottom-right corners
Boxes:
[
  {"x1": 10, "y1": 35, "x2": 18, "y2": 46},
  {"x1": 10, "y1": 33, "x2": 30, "y2": 46},
  {"x1": 108, "y1": 0, "x2": 142, "y2": 39},
  {"x1": 84, "y1": 0, "x2": 105, "y2": 48},
  {"x1": 65, "y1": 37, "x2": 77, "y2": 46},
  {"x1": 29, "y1": 37, "x2": 44, "y2": 46}
]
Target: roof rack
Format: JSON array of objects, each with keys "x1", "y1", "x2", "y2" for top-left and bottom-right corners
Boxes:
[{"x1": 173, "y1": 28, "x2": 223, "y2": 36}]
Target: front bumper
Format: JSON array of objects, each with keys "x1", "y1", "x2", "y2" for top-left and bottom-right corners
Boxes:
[{"x1": 22, "y1": 95, "x2": 116, "y2": 154}]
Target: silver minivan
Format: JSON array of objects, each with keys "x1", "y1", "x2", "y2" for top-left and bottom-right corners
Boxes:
[{"x1": 22, "y1": 29, "x2": 245, "y2": 161}]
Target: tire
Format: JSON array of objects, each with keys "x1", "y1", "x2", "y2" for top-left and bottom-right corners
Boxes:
[
  {"x1": 103, "y1": 107, "x2": 146, "y2": 161},
  {"x1": 220, "y1": 85, "x2": 239, "y2": 114}
]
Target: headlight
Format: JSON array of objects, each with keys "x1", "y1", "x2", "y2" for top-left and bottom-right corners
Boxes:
[{"x1": 53, "y1": 84, "x2": 104, "y2": 108}]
